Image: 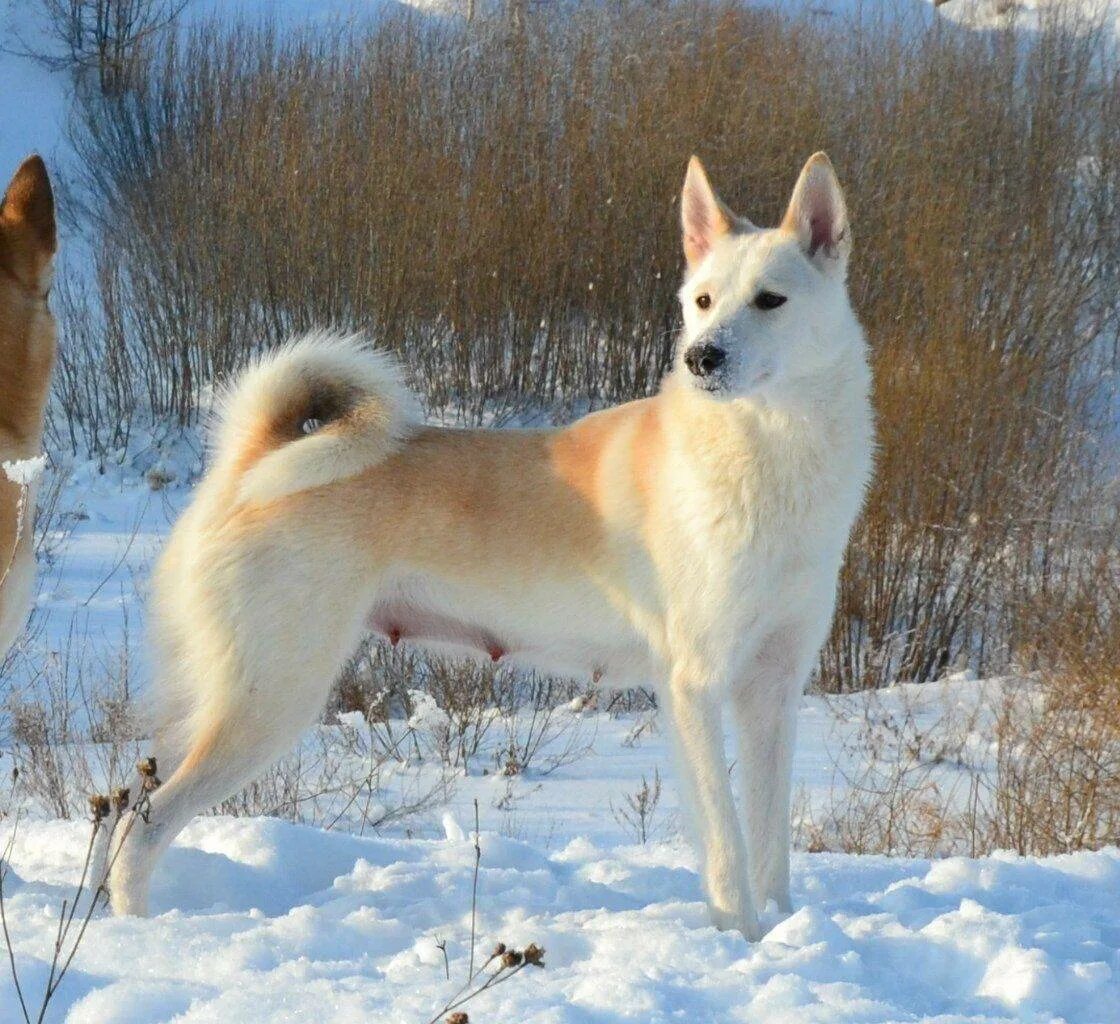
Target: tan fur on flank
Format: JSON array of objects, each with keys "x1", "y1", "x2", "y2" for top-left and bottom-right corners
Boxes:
[
  {"x1": 0, "y1": 156, "x2": 57, "y2": 663},
  {"x1": 110, "y1": 153, "x2": 875, "y2": 941}
]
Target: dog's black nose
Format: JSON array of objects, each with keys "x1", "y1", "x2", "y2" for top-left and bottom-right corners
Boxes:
[{"x1": 684, "y1": 344, "x2": 727, "y2": 378}]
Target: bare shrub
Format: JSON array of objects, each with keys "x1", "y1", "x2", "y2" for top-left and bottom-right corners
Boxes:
[
  {"x1": 424, "y1": 659, "x2": 503, "y2": 770},
  {"x1": 983, "y1": 575, "x2": 1120, "y2": 854},
  {"x1": 57, "y1": 2, "x2": 1120, "y2": 693},
  {"x1": 492, "y1": 675, "x2": 593, "y2": 777},
  {"x1": 333, "y1": 639, "x2": 594, "y2": 777},
  {"x1": 212, "y1": 717, "x2": 454, "y2": 834},
  {"x1": 798, "y1": 566, "x2": 1120, "y2": 857},
  {"x1": 336, "y1": 642, "x2": 503, "y2": 769},
  {"x1": 3, "y1": 623, "x2": 142, "y2": 820},
  {"x1": 611, "y1": 768, "x2": 664, "y2": 845},
  {"x1": 14, "y1": 0, "x2": 189, "y2": 94},
  {"x1": 603, "y1": 688, "x2": 658, "y2": 718},
  {"x1": 45, "y1": 270, "x2": 137, "y2": 456},
  {"x1": 822, "y1": 3, "x2": 1120, "y2": 689},
  {"x1": 794, "y1": 683, "x2": 986, "y2": 857}
]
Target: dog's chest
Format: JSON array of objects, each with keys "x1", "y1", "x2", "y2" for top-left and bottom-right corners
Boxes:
[{"x1": 663, "y1": 420, "x2": 867, "y2": 645}]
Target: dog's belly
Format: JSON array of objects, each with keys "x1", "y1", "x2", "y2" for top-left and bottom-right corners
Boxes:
[
  {"x1": 369, "y1": 600, "x2": 507, "y2": 660},
  {"x1": 366, "y1": 576, "x2": 657, "y2": 687}
]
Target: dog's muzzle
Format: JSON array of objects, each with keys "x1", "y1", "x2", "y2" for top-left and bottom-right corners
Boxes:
[{"x1": 684, "y1": 343, "x2": 727, "y2": 379}]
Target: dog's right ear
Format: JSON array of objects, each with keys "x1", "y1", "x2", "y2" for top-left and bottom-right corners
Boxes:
[
  {"x1": 780, "y1": 152, "x2": 850, "y2": 276},
  {"x1": 0, "y1": 155, "x2": 57, "y2": 293},
  {"x1": 681, "y1": 156, "x2": 735, "y2": 269}
]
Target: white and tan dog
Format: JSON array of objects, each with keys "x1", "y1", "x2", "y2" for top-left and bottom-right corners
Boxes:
[
  {"x1": 111, "y1": 153, "x2": 874, "y2": 938},
  {"x1": 0, "y1": 157, "x2": 56, "y2": 664}
]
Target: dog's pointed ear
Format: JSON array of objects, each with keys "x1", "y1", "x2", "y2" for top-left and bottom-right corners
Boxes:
[
  {"x1": 0, "y1": 156, "x2": 57, "y2": 292},
  {"x1": 681, "y1": 156, "x2": 735, "y2": 269},
  {"x1": 781, "y1": 152, "x2": 850, "y2": 274}
]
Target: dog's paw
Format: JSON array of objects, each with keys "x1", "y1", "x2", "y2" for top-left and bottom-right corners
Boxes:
[{"x1": 708, "y1": 903, "x2": 763, "y2": 942}]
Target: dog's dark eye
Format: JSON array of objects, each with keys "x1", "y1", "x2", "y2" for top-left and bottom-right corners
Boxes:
[
  {"x1": 696, "y1": 293, "x2": 712, "y2": 310},
  {"x1": 754, "y1": 291, "x2": 787, "y2": 310}
]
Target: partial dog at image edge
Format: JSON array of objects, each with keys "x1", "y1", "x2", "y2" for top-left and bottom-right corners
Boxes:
[
  {"x1": 0, "y1": 156, "x2": 57, "y2": 664},
  {"x1": 109, "y1": 152, "x2": 874, "y2": 940}
]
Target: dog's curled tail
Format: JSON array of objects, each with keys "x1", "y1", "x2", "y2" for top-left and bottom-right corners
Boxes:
[{"x1": 210, "y1": 331, "x2": 419, "y2": 506}]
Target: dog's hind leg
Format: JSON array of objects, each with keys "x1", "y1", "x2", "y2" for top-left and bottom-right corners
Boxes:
[
  {"x1": 109, "y1": 609, "x2": 351, "y2": 915},
  {"x1": 108, "y1": 699, "x2": 317, "y2": 916},
  {"x1": 89, "y1": 715, "x2": 188, "y2": 912},
  {"x1": 664, "y1": 670, "x2": 760, "y2": 941}
]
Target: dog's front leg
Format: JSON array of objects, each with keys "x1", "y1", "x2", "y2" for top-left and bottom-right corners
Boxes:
[
  {"x1": 664, "y1": 672, "x2": 760, "y2": 941},
  {"x1": 732, "y1": 676, "x2": 799, "y2": 915},
  {"x1": 732, "y1": 626, "x2": 821, "y2": 916}
]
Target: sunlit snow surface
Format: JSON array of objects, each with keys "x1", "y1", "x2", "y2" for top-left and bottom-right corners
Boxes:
[{"x1": 1, "y1": 815, "x2": 1117, "y2": 1023}]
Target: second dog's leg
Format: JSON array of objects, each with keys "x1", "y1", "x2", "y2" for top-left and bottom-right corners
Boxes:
[{"x1": 665, "y1": 673, "x2": 760, "y2": 941}]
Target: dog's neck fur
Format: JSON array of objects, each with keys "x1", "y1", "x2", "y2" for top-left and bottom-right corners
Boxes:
[
  {"x1": 0, "y1": 287, "x2": 55, "y2": 448},
  {"x1": 660, "y1": 337, "x2": 872, "y2": 521}
]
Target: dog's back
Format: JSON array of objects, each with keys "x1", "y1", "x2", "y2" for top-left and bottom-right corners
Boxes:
[{"x1": 0, "y1": 156, "x2": 57, "y2": 662}]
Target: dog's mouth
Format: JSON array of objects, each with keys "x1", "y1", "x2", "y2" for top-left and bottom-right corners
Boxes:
[
  {"x1": 737, "y1": 365, "x2": 775, "y2": 395},
  {"x1": 691, "y1": 365, "x2": 731, "y2": 394},
  {"x1": 695, "y1": 367, "x2": 772, "y2": 397}
]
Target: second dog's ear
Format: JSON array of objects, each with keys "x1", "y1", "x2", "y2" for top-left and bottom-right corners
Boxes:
[
  {"x1": 0, "y1": 155, "x2": 57, "y2": 293},
  {"x1": 781, "y1": 152, "x2": 850, "y2": 274},
  {"x1": 681, "y1": 156, "x2": 735, "y2": 269}
]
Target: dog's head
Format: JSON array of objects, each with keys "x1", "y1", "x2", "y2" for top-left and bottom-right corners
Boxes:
[
  {"x1": 675, "y1": 152, "x2": 859, "y2": 406},
  {"x1": 0, "y1": 155, "x2": 56, "y2": 303}
]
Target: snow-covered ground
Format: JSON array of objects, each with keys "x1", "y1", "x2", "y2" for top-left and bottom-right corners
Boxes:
[
  {"x1": 4, "y1": 814, "x2": 1118, "y2": 1023},
  {"x1": 0, "y1": 455, "x2": 1115, "y2": 1023}
]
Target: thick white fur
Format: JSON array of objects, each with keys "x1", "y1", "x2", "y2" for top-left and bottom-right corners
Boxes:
[
  {"x1": 216, "y1": 330, "x2": 420, "y2": 505},
  {"x1": 109, "y1": 154, "x2": 874, "y2": 941}
]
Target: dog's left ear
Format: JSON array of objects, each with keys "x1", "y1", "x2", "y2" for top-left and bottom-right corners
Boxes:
[
  {"x1": 0, "y1": 155, "x2": 57, "y2": 293},
  {"x1": 781, "y1": 152, "x2": 850, "y2": 275}
]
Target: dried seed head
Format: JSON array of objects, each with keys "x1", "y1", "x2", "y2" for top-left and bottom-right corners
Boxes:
[
  {"x1": 500, "y1": 950, "x2": 523, "y2": 969},
  {"x1": 112, "y1": 787, "x2": 131, "y2": 813},
  {"x1": 137, "y1": 757, "x2": 162, "y2": 791},
  {"x1": 446, "y1": 1014, "x2": 469, "y2": 1024},
  {"x1": 491, "y1": 942, "x2": 507, "y2": 957},
  {"x1": 523, "y1": 943, "x2": 545, "y2": 967},
  {"x1": 88, "y1": 794, "x2": 111, "y2": 822}
]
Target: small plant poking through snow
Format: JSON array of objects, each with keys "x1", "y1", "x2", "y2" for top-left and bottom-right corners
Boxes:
[
  {"x1": 422, "y1": 801, "x2": 545, "y2": 1024},
  {"x1": 424, "y1": 942, "x2": 546, "y2": 1024},
  {"x1": 611, "y1": 768, "x2": 664, "y2": 844},
  {"x1": 0, "y1": 758, "x2": 163, "y2": 1023}
]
